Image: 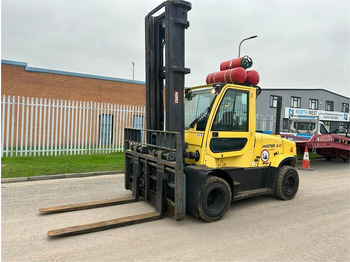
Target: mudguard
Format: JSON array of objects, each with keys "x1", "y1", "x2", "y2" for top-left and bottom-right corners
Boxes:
[{"x1": 271, "y1": 155, "x2": 297, "y2": 168}]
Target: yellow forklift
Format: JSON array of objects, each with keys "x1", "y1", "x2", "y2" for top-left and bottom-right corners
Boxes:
[{"x1": 41, "y1": 0, "x2": 299, "y2": 236}]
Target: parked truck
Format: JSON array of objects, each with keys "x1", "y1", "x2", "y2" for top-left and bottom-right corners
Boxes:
[
  {"x1": 287, "y1": 116, "x2": 329, "y2": 135},
  {"x1": 40, "y1": 0, "x2": 299, "y2": 236}
]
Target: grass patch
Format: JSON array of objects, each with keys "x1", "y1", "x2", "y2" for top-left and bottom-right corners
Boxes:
[
  {"x1": 1, "y1": 152, "x2": 124, "y2": 178},
  {"x1": 297, "y1": 152, "x2": 323, "y2": 160},
  {"x1": 1, "y1": 151, "x2": 323, "y2": 179}
]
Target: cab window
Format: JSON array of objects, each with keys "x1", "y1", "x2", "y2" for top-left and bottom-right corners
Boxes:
[
  {"x1": 320, "y1": 124, "x2": 328, "y2": 134},
  {"x1": 212, "y1": 89, "x2": 248, "y2": 131}
]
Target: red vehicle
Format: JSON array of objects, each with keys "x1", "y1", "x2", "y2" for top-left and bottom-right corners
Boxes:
[{"x1": 281, "y1": 133, "x2": 350, "y2": 162}]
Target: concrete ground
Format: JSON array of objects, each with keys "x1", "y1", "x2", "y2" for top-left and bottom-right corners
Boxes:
[{"x1": 1, "y1": 159, "x2": 349, "y2": 261}]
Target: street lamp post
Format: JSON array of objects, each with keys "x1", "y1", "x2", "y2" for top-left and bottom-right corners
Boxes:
[
  {"x1": 238, "y1": 35, "x2": 257, "y2": 58},
  {"x1": 132, "y1": 62, "x2": 135, "y2": 80}
]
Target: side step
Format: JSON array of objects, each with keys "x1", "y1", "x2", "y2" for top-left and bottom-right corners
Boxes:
[
  {"x1": 233, "y1": 188, "x2": 273, "y2": 201},
  {"x1": 39, "y1": 197, "x2": 137, "y2": 214},
  {"x1": 48, "y1": 212, "x2": 161, "y2": 237}
]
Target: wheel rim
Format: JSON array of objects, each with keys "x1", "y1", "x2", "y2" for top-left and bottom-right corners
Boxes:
[
  {"x1": 206, "y1": 187, "x2": 226, "y2": 215},
  {"x1": 284, "y1": 173, "x2": 296, "y2": 194}
]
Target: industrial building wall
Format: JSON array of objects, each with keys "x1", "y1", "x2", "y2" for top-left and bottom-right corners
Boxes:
[
  {"x1": 1, "y1": 61, "x2": 146, "y2": 106},
  {"x1": 257, "y1": 88, "x2": 350, "y2": 132},
  {"x1": 258, "y1": 89, "x2": 350, "y2": 117}
]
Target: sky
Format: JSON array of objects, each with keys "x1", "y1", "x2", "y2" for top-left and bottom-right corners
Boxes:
[{"x1": 1, "y1": 0, "x2": 349, "y2": 97}]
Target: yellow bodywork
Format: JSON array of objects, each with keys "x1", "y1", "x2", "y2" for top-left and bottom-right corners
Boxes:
[{"x1": 185, "y1": 84, "x2": 297, "y2": 168}]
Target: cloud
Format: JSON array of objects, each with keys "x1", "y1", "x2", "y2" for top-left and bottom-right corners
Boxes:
[{"x1": 2, "y1": 0, "x2": 349, "y2": 96}]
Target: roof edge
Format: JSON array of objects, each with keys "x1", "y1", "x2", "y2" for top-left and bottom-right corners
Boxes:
[
  {"x1": 1, "y1": 59, "x2": 28, "y2": 67},
  {"x1": 2, "y1": 59, "x2": 145, "y2": 85},
  {"x1": 262, "y1": 88, "x2": 349, "y2": 100}
]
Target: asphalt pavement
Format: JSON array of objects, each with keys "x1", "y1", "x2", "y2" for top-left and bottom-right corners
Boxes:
[{"x1": 1, "y1": 159, "x2": 349, "y2": 261}]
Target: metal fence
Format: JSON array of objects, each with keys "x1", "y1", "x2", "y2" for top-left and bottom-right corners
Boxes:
[
  {"x1": 256, "y1": 114, "x2": 276, "y2": 133},
  {"x1": 1, "y1": 96, "x2": 146, "y2": 157}
]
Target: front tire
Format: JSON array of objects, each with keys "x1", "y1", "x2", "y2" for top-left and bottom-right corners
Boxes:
[
  {"x1": 198, "y1": 176, "x2": 232, "y2": 222},
  {"x1": 275, "y1": 166, "x2": 299, "y2": 200}
]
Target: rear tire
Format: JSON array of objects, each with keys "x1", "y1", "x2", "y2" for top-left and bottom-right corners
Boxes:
[
  {"x1": 275, "y1": 166, "x2": 299, "y2": 200},
  {"x1": 198, "y1": 176, "x2": 232, "y2": 222}
]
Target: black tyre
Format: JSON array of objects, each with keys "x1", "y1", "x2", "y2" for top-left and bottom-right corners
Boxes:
[
  {"x1": 275, "y1": 166, "x2": 299, "y2": 200},
  {"x1": 198, "y1": 176, "x2": 232, "y2": 222}
]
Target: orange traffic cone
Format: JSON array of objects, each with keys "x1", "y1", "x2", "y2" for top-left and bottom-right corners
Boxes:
[{"x1": 299, "y1": 146, "x2": 314, "y2": 171}]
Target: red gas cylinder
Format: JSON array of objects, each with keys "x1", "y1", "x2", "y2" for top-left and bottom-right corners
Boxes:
[
  {"x1": 220, "y1": 56, "x2": 253, "y2": 71},
  {"x1": 206, "y1": 67, "x2": 247, "y2": 84},
  {"x1": 246, "y1": 70, "x2": 260, "y2": 85}
]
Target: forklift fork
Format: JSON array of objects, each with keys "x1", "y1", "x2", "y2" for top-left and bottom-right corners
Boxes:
[
  {"x1": 40, "y1": 179, "x2": 164, "y2": 237},
  {"x1": 46, "y1": 212, "x2": 161, "y2": 237},
  {"x1": 39, "y1": 128, "x2": 184, "y2": 237}
]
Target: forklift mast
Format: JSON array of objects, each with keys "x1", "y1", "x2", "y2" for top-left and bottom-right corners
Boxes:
[
  {"x1": 122, "y1": 0, "x2": 192, "y2": 220},
  {"x1": 145, "y1": 0, "x2": 191, "y2": 142}
]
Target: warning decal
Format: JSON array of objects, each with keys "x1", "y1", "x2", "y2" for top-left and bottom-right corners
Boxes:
[
  {"x1": 175, "y1": 91, "x2": 179, "y2": 104},
  {"x1": 260, "y1": 149, "x2": 270, "y2": 163}
]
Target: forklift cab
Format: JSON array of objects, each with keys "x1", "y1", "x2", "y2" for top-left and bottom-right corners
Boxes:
[{"x1": 185, "y1": 84, "x2": 256, "y2": 167}]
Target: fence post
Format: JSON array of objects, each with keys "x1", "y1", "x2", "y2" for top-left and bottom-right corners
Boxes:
[
  {"x1": 38, "y1": 98, "x2": 42, "y2": 156},
  {"x1": 54, "y1": 99, "x2": 59, "y2": 156},
  {"x1": 42, "y1": 98, "x2": 47, "y2": 157},
  {"x1": 88, "y1": 102, "x2": 93, "y2": 155},
  {"x1": 122, "y1": 104, "x2": 126, "y2": 152},
  {"x1": 5, "y1": 96, "x2": 10, "y2": 157},
  {"x1": 46, "y1": 98, "x2": 51, "y2": 156},
  {"x1": 20, "y1": 97, "x2": 25, "y2": 156},
  {"x1": 15, "y1": 96, "x2": 20, "y2": 156},
  {"x1": 2, "y1": 96, "x2": 6, "y2": 157},
  {"x1": 66, "y1": 100, "x2": 71, "y2": 155},
  {"x1": 92, "y1": 102, "x2": 97, "y2": 154},
  {"x1": 74, "y1": 100, "x2": 78, "y2": 155},
  {"x1": 62, "y1": 100, "x2": 67, "y2": 155},
  {"x1": 82, "y1": 101, "x2": 86, "y2": 155},
  {"x1": 58, "y1": 100, "x2": 63, "y2": 156},
  {"x1": 33, "y1": 97, "x2": 38, "y2": 156},
  {"x1": 70, "y1": 100, "x2": 75, "y2": 155},
  {"x1": 50, "y1": 99, "x2": 55, "y2": 156},
  {"x1": 77, "y1": 101, "x2": 82, "y2": 155},
  {"x1": 96, "y1": 102, "x2": 100, "y2": 154},
  {"x1": 84, "y1": 101, "x2": 89, "y2": 155},
  {"x1": 116, "y1": 104, "x2": 120, "y2": 152}
]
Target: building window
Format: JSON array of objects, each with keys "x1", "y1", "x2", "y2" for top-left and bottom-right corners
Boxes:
[
  {"x1": 99, "y1": 114, "x2": 114, "y2": 144},
  {"x1": 325, "y1": 101, "x2": 334, "y2": 111},
  {"x1": 290, "y1": 97, "x2": 301, "y2": 108},
  {"x1": 340, "y1": 122, "x2": 349, "y2": 128},
  {"x1": 309, "y1": 99, "x2": 318, "y2": 110},
  {"x1": 270, "y1": 96, "x2": 279, "y2": 108},
  {"x1": 342, "y1": 103, "x2": 349, "y2": 113}
]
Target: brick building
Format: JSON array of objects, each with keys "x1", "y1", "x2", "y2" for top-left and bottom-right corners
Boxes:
[
  {"x1": 1, "y1": 60, "x2": 146, "y2": 157},
  {"x1": 1, "y1": 60, "x2": 146, "y2": 105}
]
